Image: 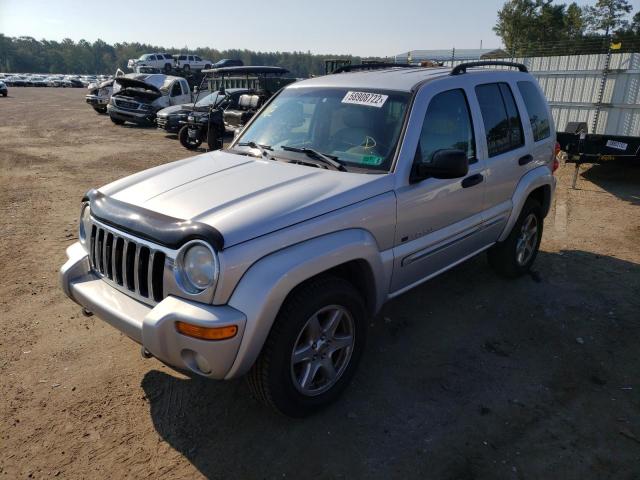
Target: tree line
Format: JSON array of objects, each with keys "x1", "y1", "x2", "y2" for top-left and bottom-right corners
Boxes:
[
  {"x1": 0, "y1": 34, "x2": 365, "y2": 76},
  {"x1": 494, "y1": 0, "x2": 640, "y2": 56}
]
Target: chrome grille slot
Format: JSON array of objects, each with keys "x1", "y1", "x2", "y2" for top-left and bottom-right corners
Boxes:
[{"x1": 88, "y1": 222, "x2": 167, "y2": 305}]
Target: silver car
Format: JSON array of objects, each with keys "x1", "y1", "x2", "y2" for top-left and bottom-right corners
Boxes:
[{"x1": 61, "y1": 61, "x2": 557, "y2": 416}]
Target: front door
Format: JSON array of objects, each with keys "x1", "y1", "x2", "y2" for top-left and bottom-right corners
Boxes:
[{"x1": 391, "y1": 87, "x2": 488, "y2": 294}]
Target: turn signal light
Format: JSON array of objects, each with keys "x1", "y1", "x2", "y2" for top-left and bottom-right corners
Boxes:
[{"x1": 175, "y1": 322, "x2": 238, "y2": 341}]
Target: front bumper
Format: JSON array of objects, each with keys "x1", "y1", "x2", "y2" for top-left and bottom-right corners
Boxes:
[
  {"x1": 85, "y1": 94, "x2": 108, "y2": 106},
  {"x1": 60, "y1": 242, "x2": 246, "y2": 379},
  {"x1": 107, "y1": 104, "x2": 156, "y2": 126},
  {"x1": 156, "y1": 115, "x2": 182, "y2": 132}
]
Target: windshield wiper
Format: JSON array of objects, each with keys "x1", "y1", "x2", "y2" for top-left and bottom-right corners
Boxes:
[
  {"x1": 281, "y1": 146, "x2": 346, "y2": 171},
  {"x1": 237, "y1": 141, "x2": 273, "y2": 157}
]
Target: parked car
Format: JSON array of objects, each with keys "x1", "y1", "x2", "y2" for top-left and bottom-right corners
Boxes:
[
  {"x1": 156, "y1": 89, "x2": 247, "y2": 133},
  {"x1": 0, "y1": 81, "x2": 7, "y2": 97},
  {"x1": 85, "y1": 79, "x2": 115, "y2": 114},
  {"x1": 174, "y1": 54, "x2": 213, "y2": 71},
  {"x1": 61, "y1": 61, "x2": 557, "y2": 417},
  {"x1": 107, "y1": 74, "x2": 196, "y2": 126},
  {"x1": 127, "y1": 53, "x2": 175, "y2": 72},
  {"x1": 210, "y1": 58, "x2": 244, "y2": 69},
  {"x1": 179, "y1": 66, "x2": 293, "y2": 150}
]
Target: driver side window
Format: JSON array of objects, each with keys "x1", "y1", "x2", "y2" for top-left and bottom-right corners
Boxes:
[
  {"x1": 416, "y1": 89, "x2": 476, "y2": 164},
  {"x1": 171, "y1": 82, "x2": 182, "y2": 96}
]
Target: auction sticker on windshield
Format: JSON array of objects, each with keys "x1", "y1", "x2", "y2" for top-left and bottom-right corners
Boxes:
[{"x1": 342, "y1": 91, "x2": 388, "y2": 108}]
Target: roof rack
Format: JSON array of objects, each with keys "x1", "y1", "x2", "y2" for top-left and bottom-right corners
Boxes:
[
  {"x1": 332, "y1": 62, "x2": 414, "y2": 74},
  {"x1": 451, "y1": 61, "x2": 528, "y2": 75}
]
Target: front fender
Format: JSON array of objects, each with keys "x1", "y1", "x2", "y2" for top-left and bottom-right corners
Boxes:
[
  {"x1": 498, "y1": 166, "x2": 556, "y2": 242},
  {"x1": 224, "y1": 229, "x2": 388, "y2": 379}
]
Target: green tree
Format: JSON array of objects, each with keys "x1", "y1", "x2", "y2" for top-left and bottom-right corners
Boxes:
[{"x1": 583, "y1": 0, "x2": 633, "y2": 35}]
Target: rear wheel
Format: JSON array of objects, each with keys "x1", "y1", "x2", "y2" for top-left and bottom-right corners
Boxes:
[
  {"x1": 110, "y1": 117, "x2": 125, "y2": 125},
  {"x1": 488, "y1": 198, "x2": 543, "y2": 277},
  {"x1": 179, "y1": 125, "x2": 202, "y2": 150},
  {"x1": 247, "y1": 276, "x2": 367, "y2": 417}
]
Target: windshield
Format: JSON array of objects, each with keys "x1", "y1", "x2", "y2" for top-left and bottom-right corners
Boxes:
[
  {"x1": 194, "y1": 91, "x2": 228, "y2": 108},
  {"x1": 235, "y1": 87, "x2": 410, "y2": 172}
]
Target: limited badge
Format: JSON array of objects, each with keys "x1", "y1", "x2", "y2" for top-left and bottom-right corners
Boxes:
[{"x1": 341, "y1": 91, "x2": 388, "y2": 108}]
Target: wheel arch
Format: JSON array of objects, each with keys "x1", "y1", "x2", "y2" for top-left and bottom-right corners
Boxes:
[
  {"x1": 498, "y1": 166, "x2": 556, "y2": 242},
  {"x1": 224, "y1": 229, "x2": 388, "y2": 379}
]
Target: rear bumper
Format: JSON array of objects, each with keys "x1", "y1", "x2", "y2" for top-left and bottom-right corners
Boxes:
[
  {"x1": 107, "y1": 105, "x2": 156, "y2": 125},
  {"x1": 60, "y1": 242, "x2": 246, "y2": 379}
]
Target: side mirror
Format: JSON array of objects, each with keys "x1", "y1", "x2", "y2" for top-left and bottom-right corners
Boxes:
[{"x1": 411, "y1": 149, "x2": 469, "y2": 182}]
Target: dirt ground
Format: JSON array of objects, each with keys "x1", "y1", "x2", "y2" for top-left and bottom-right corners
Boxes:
[{"x1": 1, "y1": 87, "x2": 639, "y2": 479}]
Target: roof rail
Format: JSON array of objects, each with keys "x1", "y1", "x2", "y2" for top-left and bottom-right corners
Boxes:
[
  {"x1": 332, "y1": 62, "x2": 414, "y2": 74},
  {"x1": 450, "y1": 61, "x2": 528, "y2": 75}
]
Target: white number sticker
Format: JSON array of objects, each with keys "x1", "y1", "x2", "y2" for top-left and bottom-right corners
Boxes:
[
  {"x1": 341, "y1": 91, "x2": 388, "y2": 108},
  {"x1": 605, "y1": 140, "x2": 628, "y2": 151}
]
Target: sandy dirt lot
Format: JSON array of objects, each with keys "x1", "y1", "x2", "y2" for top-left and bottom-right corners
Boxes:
[{"x1": 1, "y1": 88, "x2": 639, "y2": 479}]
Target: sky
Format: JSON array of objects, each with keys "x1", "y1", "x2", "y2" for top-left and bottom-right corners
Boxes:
[{"x1": 0, "y1": 0, "x2": 637, "y2": 57}]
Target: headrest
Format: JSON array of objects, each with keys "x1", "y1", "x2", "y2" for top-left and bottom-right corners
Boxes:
[{"x1": 238, "y1": 94, "x2": 260, "y2": 108}]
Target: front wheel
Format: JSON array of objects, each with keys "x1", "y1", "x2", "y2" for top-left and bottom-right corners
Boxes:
[
  {"x1": 110, "y1": 116, "x2": 125, "y2": 125},
  {"x1": 247, "y1": 275, "x2": 367, "y2": 417},
  {"x1": 179, "y1": 125, "x2": 202, "y2": 150},
  {"x1": 93, "y1": 106, "x2": 107, "y2": 114},
  {"x1": 488, "y1": 198, "x2": 543, "y2": 277}
]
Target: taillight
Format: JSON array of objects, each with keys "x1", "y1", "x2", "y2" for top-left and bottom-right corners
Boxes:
[{"x1": 552, "y1": 142, "x2": 561, "y2": 174}]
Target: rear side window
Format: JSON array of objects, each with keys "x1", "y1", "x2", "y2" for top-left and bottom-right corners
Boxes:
[
  {"x1": 475, "y1": 83, "x2": 524, "y2": 157},
  {"x1": 518, "y1": 81, "x2": 551, "y2": 142},
  {"x1": 417, "y1": 89, "x2": 476, "y2": 164}
]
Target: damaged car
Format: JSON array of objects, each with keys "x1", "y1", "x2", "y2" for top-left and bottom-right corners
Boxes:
[
  {"x1": 107, "y1": 75, "x2": 195, "y2": 126},
  {"x1": 85, "y1": 79, "x2": 114, "y2": 114},
  {"x1": 156, "y1": 89, "x2": 247, "y2": 133}
]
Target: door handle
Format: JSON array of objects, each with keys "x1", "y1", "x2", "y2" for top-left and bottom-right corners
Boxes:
[
  {"x1": 518, "y1": 154, "x2": 534, "y2": 166},
  {"x1": 461, "y1": 173, "x2": 484, "y2": 188}
]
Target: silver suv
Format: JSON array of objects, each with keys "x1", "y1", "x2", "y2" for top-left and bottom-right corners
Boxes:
[{"x1": 60, "y1": 61, "x2": 557, "y2": 417}]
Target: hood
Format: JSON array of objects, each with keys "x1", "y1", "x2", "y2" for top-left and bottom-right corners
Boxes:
[
  {"x1": 113, "y1": 77, "x2": 161, "y2": 93},
  {"x1": 99, "y1": 150, "x2": 393, "y2": 248},
  {"x1": 157, "y1": 103, "x2": 194, "y2": 116}
]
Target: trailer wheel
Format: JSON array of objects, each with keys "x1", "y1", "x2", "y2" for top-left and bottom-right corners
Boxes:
[{"x1": 179, "y1": 125, "x2": 202, "y2": 150}]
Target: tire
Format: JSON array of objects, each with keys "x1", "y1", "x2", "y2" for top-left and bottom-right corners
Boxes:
[
  {"x1": 2, "y1": 92, "x2": 6, "y2": 97},
  {"x1": 206, "y1": 124, "x2": 223, "y2": 150},
  {"x1": 247, "y1": 275, "x2": 367, "y2": 417},
  {"x1": 488, "y1": 198, "x2": 543, "y2": 278},
  {"x1": 110, "y1": 117, "x2": 125, "y2": 125},
  {"x1": 93, "y1": 106, "x2": 107, "y2": 114},
  {"x1": 179, "y1": 125, "x2": 202, "y2": 150},
  {"x1": 164, "y1": 63, "x2": 172, "y2": 73},
  {"x1": 183, "y1": 64, "x2": 190, "y2": 71}
]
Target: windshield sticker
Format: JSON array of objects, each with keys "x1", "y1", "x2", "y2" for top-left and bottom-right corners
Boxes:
[
  {"x1": 341, "y1": 91, "x2": 388, "y2": 108},
  {"x1": 361, "y1": 155, "x2": 384, "y2": 166}
]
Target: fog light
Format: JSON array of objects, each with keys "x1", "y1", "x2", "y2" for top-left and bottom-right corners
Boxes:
[{"x1": 175, "y1": 321, "x2": 237, "y2": 341}]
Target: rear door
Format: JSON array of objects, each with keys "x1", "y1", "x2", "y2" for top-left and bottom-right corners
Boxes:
[
  {"x1": 472, "y1": 81, "x2": 529, "y2": 225},
  {"x1": 514, "y1": 79, "x2": 555, "y2": 168},
  {"x1": 391, "y1": 84, "x2": 488, "y2": 293}
]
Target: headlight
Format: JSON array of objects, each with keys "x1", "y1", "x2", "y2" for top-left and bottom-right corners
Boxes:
[
  {"x1": 79, "y1": 203, "x2": 91, "y2": 246},
  {"x1": 175, "y1": 241, "x2": 219, "y2": 294}
]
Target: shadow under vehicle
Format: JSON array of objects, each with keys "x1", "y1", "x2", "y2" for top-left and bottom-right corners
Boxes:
[{"x1": 178, "y1": 66, "x2": 296, "y2": 150}]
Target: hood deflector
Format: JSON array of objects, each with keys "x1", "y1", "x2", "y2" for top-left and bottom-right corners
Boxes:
[{"x1": 82, "y1": 189, "x2": 224, "y2": 250}]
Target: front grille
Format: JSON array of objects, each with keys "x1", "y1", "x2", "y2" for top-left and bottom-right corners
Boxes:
[
  {"x1": 114, "y1": 99, "x2": 139, "y2": 110},
  {"x1": 89, "y1": 224, "x2": 166, "y2": 303},
  {"x1": 157, "y1": 116, "x2": 167, "y2": 127}
]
